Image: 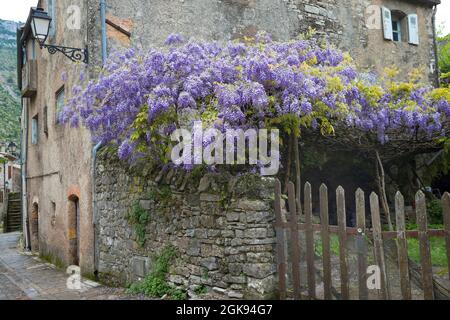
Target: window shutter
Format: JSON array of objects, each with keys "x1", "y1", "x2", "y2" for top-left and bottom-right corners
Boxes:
[
  {"x1": 48, "y1": 0, "x2": 55, "y2": 36},
  {"x1": 381, "y1": 7, "x2": 393, "y2": 41},
  {"x1": 408, "y1": 14, "x2": 419, "y2": 45},
  {"x1": 44, "y1": 106, "x2": 48, "y2": 135}
]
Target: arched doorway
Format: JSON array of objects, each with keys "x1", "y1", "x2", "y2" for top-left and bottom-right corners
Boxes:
[
  {"x1": 68, "y1": 195, "x2": 80, "y2": 266},
  {"x1": 30, "y1": 202, "x2": 39, "y2": 252}
]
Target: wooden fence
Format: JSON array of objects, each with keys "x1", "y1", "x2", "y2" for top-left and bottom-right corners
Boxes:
[{"x1": 274, "y1": 179, "x2": 450, "y2": 300}]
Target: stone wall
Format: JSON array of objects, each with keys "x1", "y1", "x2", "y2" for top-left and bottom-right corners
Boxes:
[{"x1": 95, "y1": 152, "x2": 277, "y2": 299}]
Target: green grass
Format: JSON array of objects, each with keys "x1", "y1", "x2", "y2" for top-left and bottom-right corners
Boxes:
[
  {"x1": 406, "y1": 237, "x2": 448, "y2": 268},
  {"x1": 315, "y1": 234, "x2": 340, "y2": 257},
  {"x1": 406, "y1": 224, "x2": 448, "y2": 268},
  {"x1": 127, "y1": 246, "x2": 187, "y2": 300}
]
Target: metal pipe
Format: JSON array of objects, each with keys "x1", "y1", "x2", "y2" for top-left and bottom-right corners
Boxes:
[
  {"x1": 100, "y1": 0, "x2": 107, "y2": 64},
  {"x1": 21, "y1": 98, "x2": 30, "y2": 249}
]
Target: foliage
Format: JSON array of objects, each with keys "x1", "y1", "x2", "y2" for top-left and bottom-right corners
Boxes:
[
  {"x1": 314, "y1": 234, "x2": 340, "y2": 256},
  {"x1": 127, "y1": 203, "x2": 150, "y2": 247},
  {"x1": 127, "y1": 246, "x2": 187, "y2": 299},
  {"x1": 149, "y1": 185, "x2": 172, "y2": 205},
  {"x1": 0, "y1": 19, "x2": 21, "y2": 144},
  {"x1": 427, "y1": 199, "x2": 443, "y2": 225},
  {"x1": 194, "y1": 285, "x2": 208, "y2": 295},
  {"x1": 61, "y1": 33, "x2": 450, "y2": 172},
  {"x1": 437, "y1": 34, "x2": 450, "y2": 82}
]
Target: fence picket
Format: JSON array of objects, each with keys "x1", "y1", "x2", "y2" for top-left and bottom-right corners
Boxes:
[
  {"x1": 443, "y1": 192, "x2": 450, "y2": 281},
  {"x1": 370, "y1": 192, "x2": 390, "y2": 300},
  {"x1": 395, "y1": 191, "x2": 411, "y2": 300},
  {"x1": 288, "y1": 182, "x2": 301, "y2": 299},
  {"x1": 336, "y1": 186, "x2": 349, "y2": 299},
  {"x1": 304, "y1": 182, "x2": 316, "y2": 299},
  {"x1": 356, "y1": 188, "x2": 368, "y2": 300},
  {"x1": 274, "y1": 179, "x2": 287, "y2": 300},
  {"x1": 416, "y1": 190, "x2": 434, "y2": 300},
  {"x1": 320, "y1": 184, "x2": 332, "y2": 300}
]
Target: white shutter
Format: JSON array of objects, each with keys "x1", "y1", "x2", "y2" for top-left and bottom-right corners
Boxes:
[
  {"x1": 408, "y1": 14, "x2": 419, "y2": 45},
  {"x1": 32, "y1": 118, "x2": 38, "y2": 145},
  {"x1": 381, "y1": 7, "x2": 393, "y2": 41}
]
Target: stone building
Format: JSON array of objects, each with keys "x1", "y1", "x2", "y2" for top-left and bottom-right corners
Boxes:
[{"x1": 18, "y1": 0, "x2": 441, "y2": 295}]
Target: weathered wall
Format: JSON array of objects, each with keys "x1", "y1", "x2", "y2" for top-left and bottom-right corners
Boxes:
[
  {"x1": 87, "y1": 0, "x2": 438, "y2": 84},
  {"x1": 25, "y1": 0, "x2": 94, "y2": 271},
  {"x1": 96, "y1": 153, "x2": 277, "y2": 299}
]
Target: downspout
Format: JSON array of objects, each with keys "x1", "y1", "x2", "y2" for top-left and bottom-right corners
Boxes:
[
  {"x1": 93, "y1": 0, "x2": 107, "y2": 275},
  {"x1": 100, "y1": 0, "x2": 107, "y2": 64},
  {"x1": 432, "y1": 5, "x2": 440, "y2": 87},
  {"x1": 21, "y1": 98, "x2": 29, "y2": 249}
]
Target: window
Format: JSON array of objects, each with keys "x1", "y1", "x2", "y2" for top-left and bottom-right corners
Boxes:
[
  {"x1": 32, "y1": 115, "x2": 39, "y2": 145},
  {"x1": 8, "y1": 166, "x2": 11, "y2": 180},
  {"x1": 55, "y1": 87, "x2": 65, "y2": 124},
  {"x1": 392, "y1": 20, "x2": 401, "y2": 42},
  {"x1": 44, "y1": 106, "x2": 48, "y2": 135},
  {"x1": 382, "y1": 8, "x2": 418, "y2": 45}
]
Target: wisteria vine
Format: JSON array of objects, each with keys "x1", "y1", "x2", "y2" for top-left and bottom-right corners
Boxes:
[{"x1": 60, "y1": 33, "x2": 450, "y2": 170}]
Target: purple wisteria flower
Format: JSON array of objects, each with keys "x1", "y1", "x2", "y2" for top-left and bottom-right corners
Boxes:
[{"x1": 58, "y1": 33, "x2": 449, "y2": 164}]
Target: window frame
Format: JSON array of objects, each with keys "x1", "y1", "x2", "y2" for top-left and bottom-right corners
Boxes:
[
  {"x1": 55, "y1": 86, "x2": 65, "y2": 125},
  {"x1": 392, "y1": 20, "x2": 402, "y2": 42},
  {"x1": 31, "y1": 114, "x2": 39, "y2": 145}
]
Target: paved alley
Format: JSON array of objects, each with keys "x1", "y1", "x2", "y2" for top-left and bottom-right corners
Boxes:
[{"x1": 0, "y1": 232, "x2": 132, "y2": 300}]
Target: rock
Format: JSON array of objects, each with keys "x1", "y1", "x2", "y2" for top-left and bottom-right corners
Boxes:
[
  {"x1": 247, "y1": 277, "x2": 276, "y2": 295},
  {"x1": 228, "y1": 291, "x2": 244, "y2": 299},
  {"x1": 237, "y1": 199, "x2": 270, "y2": 211},
  {"x1": 243, "y1": 263, "x2": 275, "y2": 279},
  {"x1": 201, "y1": 257, "x2": 219, "y2": 271},
  {"x1": 198, "y1": 176, "x2": 211, "y2": 192},
  {"x1": 139, "y1": 200, "x2": 152, "y2": 210},
  {"x1": 213, "y1": 287, "x2": 227, "y2": 295}
]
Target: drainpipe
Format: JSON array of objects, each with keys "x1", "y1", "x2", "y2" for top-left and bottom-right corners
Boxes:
[
  {"x1": 93, "y1": 0, "x2": 107, "y2": 275},
  {"x1": 100, "y1": 0, "x2": 107, "y2": 64},
  {"x1": 21, "y1": 98, "x2": 30, "y2": 249},
  {"x1": 432, "y1": 5, "x2": 440, "y2": 87}
]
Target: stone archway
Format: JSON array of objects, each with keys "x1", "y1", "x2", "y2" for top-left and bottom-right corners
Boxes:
[
  {"x1": 30, "y1": 202, "x2": 39, "y2": 252},
  {"x1": 68, "y1": 195, "x2": 80, "y2": 266}
]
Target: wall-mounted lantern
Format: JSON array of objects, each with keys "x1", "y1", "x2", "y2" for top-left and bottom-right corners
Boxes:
[{"x1": 30, "y1": 7, "x2": 88, "y2": 64}]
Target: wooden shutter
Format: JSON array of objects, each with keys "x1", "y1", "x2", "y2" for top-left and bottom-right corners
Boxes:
[
  {"x1": 382, "y1": 7, "x2": 393, "y2": 41},
  {"x1": 44, "y1": 106, "x2": 48, "y2": 135},
  {"x1": 408, "y1": 14, "x2": 419, "y2": 45}
]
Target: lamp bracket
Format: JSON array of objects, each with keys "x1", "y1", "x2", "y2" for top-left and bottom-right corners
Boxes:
[{"x1": 42, "y1": 44, "x2": 89, "y2": 64}]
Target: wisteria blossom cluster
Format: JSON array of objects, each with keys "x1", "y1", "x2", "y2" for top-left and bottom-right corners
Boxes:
[{"x1": 60, "y1": 33, "x2": 450, "y2": 166}]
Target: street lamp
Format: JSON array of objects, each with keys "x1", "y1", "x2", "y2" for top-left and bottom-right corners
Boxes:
[
  {"x1": 7, "y1": 142, "x2": 17, "y2": 156},
  {"x1": 29, "y1": 7, "x2": 88, "y2": 64}
]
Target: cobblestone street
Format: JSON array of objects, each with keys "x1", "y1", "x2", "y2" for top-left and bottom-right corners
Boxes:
[{"x1": 0, "y1": 232, "x2": 133, "y2": 300}]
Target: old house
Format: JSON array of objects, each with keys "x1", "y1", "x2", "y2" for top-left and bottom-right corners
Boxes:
[{"x1": 17, "y1": 0, "x2": 441, "y2": 294}]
